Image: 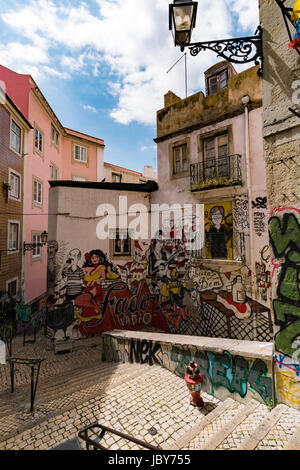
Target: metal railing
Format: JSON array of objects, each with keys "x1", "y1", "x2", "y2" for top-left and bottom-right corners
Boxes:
[
  {"x1": 191, "y1": 231, "x2": 245, "y2": 261},
  {"x1": 78, "y1": 423, "x2": 161, "y2": 451},
  {"x1": 190, "y1": 154, "x2": 242, "y2": 191}
]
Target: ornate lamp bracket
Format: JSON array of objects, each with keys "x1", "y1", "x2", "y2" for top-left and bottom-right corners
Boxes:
[{"x1": 188, "y1": 26, "x2": 263, "y2": 77}]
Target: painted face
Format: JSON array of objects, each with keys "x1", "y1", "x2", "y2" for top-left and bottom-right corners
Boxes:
[
  {"x1": 211, "y1": 210, "x2": 223, "y2": 226},
  {"x1": 91, "y1": 254, "x2": 100, "y2": 265}
]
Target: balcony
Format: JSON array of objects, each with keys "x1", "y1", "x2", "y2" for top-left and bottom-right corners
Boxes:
[{"x1": 190, "y1": 154, "x2": 242, "y2": 192}]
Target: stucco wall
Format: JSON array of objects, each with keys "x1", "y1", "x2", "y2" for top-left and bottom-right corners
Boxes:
[{"x1": 260, "y1": 0, "x2": 300, "y2": 409}]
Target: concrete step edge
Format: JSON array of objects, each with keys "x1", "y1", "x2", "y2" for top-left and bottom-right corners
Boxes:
[
  {"x1": 162, "y1": 398, "x2": 236, "y2": 451},
  {"x1": 283, "y1": 426, "x2": 300, "y2": 450},
  {"x1": 236, "y1": 404, "x2": 287, "y2": 451},
  {"x1": 199, "y1": 399, "x2": 261, "y2": 450}
]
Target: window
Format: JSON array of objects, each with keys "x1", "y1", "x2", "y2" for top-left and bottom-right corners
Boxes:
[
  {"x1": 8, "y1": 221, "x2": 19, "y2": 252},
  {"x1": 34, "y1": 127, "x2": 44, "y2": 154},
  {"x1": 33, "y1": 179, "x2": 43, "y2": 205},
  {"x1": 6, "y1": 278, "x2": 18, "y2": 298},
  {"x1": 112, "y1": 173, "x2": 122, "y2": 183},
  {"x1": 74, "y1": 144, "x2": 87, "y2": 163},
  {"x1": 203, "y1": 134, "x2": 229, "y2": 179},
  {"x1": 9, "y1": 170, "x2": 21, "y2": 200},
  {"x1": 208, "y1": 70, "x2": 228, "y2": 95},
  {"x1": 51, "y1": 126, "x2": 59, "y2": 147},
  {"x1": 32, "y1": 233, "x2": 42, "y2": 258},
  {"x1": 10, "y1": 120, "x2": 22, "y2": 154},
  {"x1": 173, "y1": 144, "x2": 188, "y2": 175},
  {"x1": 73, "y1": 175, "x2": 87, "y2": 182},
  {"x1": 113, "y1": 230, "x2": 131, "y2": 256},
  {"x1": 50, "y1": 163, "x2": 59, "y2": 180}
]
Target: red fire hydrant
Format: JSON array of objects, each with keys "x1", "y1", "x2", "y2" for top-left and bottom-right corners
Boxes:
[{"x1": 184, "y1": 361, "x2": 204, "y2": 408}]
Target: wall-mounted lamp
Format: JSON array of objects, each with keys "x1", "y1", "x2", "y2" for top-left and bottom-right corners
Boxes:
[
  {"x1": 23, "y1": 231, "x2": 48, "y2": 253},
  {"x1": 169, "y1": 0, "x2": 263, "y2": 77}
]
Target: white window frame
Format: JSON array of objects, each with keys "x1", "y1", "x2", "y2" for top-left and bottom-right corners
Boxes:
[
  {"x1": 8, "y1": 168, "x2": 21, "y2": 201},
  {"x1": 51, "y1": 126, "x2": 59, "y2": 148},
  {"x1": 32, "y1": 232, "x2": 42, "y2": 259},
  {"x1": 34, "y1": 126, "x2": 44, "y2": 154},
  {"x1": 6, "y1": 277, "x2": 18, "y2": 299},
  {"x1": 33, "y1": 178, "x2": 43, "y2": 206},
  {"x1": 7, "y1": 220, "x2": 20, "y2": 254},
  {"x1": 74, "y1": 144, "x2": 87, "y2": 163},
  {"x1": 112, "y1": 229, "x2": 131, "y2": 256},
  {"x1": 50, "y1": 163, "x2": 59, "y2": 181},
  {"x1": 10, "y1": 119, "x2": 22, "y2": 155}
]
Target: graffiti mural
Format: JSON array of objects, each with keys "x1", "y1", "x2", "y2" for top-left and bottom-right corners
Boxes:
[
  {"x1": 102, "y1": 334, "x2": 274, "y2": 407},
  {"x1": 269, "y1": 208, "x2": 300, "y2": 409},
  {"x1": 233, "y1": 197, "x2": 250, "y2": 231},
  {"x1": 204, "y1": 202, "x2": 233, "y2": 260}
]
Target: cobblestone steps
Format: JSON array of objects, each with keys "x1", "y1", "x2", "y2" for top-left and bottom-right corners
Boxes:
[
  {"x1": 0, "y1": 361, "x2": 150, "y2": 443},
  {"x1": 174, "y1": 398, "x2": 300, "y2": 451}
]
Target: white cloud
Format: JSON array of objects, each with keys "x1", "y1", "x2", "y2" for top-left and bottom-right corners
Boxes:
[
  {"x1": 140, "y1": 146, "x2": 147, "y2": 151},
  {"x1": 82, "y1": 104, "x2": 97, "y2": 113},
  {"x1": 0, "y1": 0, "x2": 259, "y2": 126}
]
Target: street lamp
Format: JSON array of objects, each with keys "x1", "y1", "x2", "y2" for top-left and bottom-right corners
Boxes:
[
  {"x1": 23, "y1": 230, "x2": 48, "y2": 253},
  {"x1": 169, "y1": 0, "x2": 198, "y2": 49},
  {"x1": 169, "y1": 0, "x2": 263, "y2": 77}
]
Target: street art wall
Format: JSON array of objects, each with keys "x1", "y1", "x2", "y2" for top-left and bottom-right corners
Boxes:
[
  {"x1": 102, "y1": 333, "x2": 274, "y2": 408},
  {"x1": 47, "y1": 220, "x2": 273, "y2": 345},
  {"x1": 269, "y1": 207, "x2": 300, "y2": 410}
]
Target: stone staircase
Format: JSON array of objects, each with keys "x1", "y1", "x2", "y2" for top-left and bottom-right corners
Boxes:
[
  {"x1": 166, "y1": 397, "x2": 300, "y2": 450},
  {"x1": 0, "y1": 332, "x2": 299, "y2": 450}
]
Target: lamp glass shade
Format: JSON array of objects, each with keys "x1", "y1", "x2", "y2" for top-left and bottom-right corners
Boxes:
[
  {"x1": 169, "y1": 2, "x2": 197, "y2": 47},
  {"x1": 41, "y1": 231, "x2": 48, "y2": 244}
]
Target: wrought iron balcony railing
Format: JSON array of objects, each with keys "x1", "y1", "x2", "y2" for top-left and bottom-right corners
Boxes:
[{"x1": 190, "y1": 154, "x2": 242, "y2": 191}]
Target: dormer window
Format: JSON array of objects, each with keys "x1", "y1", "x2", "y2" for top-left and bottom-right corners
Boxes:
[{"x1": 207, "y1": 69, "x2": 228, "y2": 95}]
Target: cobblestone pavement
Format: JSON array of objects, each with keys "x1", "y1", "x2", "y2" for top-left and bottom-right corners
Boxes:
[{"x1": 0, "y1": 332, "x2": 299, "y2": 451}]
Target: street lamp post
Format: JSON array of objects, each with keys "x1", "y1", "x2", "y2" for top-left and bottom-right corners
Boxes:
[{"x1": 169, "y1": 0, "x2": 263, "y2": 77}]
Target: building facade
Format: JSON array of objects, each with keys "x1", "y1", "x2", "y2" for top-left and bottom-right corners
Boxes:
[
  {"x1": 260, "y1": 0, "x2": 300, "y2": 409},
  {"x1": 0, "y1": 87, "x2": 31, "y2": 300},
  {"x1": 0, "y1": 65, "x2": 105, "y2": 319},
  {"x1": 152, "y1": 62, "x2": 271, "y2": 341}
]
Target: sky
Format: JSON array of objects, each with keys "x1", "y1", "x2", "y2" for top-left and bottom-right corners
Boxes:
[{"x1": 0, "y1": 0, "x2": 259, "y2": 174}]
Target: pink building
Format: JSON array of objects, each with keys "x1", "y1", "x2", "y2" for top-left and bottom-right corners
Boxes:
[{"x1": 0, "y1": 65, "x2": 105, "y2": 308}]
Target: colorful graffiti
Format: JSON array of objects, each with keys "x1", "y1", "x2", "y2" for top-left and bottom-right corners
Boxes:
[
  {"x1": 269, "y1": 209, "x2": 300, "y2": 409},
  {"x1": 102, "y1": 335, "x2": 274, "y2": 406},
  {"x1": 204, "y1": 202, "x2": 233, "y2": 260},
  {"x1": 274, "y1": 353, "x2": 300, "y2": 407},
  {"x1": 269, "y1": 211, "x2": 300, "y2": 357}
]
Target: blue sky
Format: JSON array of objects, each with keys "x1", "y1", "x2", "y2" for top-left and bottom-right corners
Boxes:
[{"x1": 0, "y1": 0, "x2": 259, "y2": 173}]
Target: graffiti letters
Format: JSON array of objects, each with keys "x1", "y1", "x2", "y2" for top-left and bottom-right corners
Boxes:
[
  {"x1": 129, "y1": 338, "x2": 161, "y2": 366},
  {"x1": 269, "y1": 212, "x2": 300, "y2": 357},
  {"x1": 252, "y1": 197, "x2": 267, "y2": 209}
]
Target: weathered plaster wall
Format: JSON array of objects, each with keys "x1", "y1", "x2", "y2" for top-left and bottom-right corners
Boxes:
[{"x1": 260, "y1": 0, "x2": 300, "y2": 409}]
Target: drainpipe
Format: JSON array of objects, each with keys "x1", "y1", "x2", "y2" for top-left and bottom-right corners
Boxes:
[{"x1": 242, "y1": 96, "x2": 258, "y2": 309}]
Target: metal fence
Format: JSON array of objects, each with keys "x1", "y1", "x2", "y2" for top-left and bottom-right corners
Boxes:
[{"x1": 190, "y1": 154, "x2": 242, "y2": 190}]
